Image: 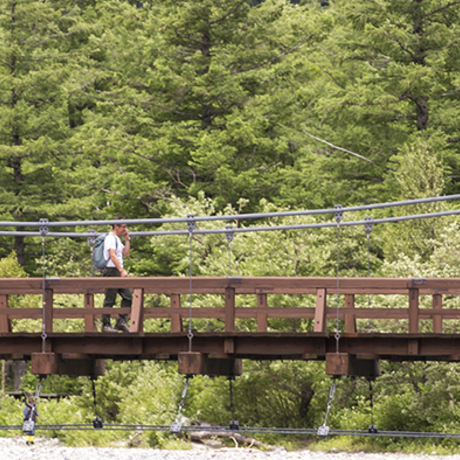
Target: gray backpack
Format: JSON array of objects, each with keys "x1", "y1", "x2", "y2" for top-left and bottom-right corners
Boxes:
[{"x1": 92, "y1": 233, "x2": 117, "y2": 270}]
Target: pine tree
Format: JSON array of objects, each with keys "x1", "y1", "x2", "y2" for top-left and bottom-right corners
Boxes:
[
  {"x1": 294, "y1": 0, "x2": 460, "y2": 204},
  {"x1": 0, "y1": 0, "x2": 99, "y2": 268},
  {"x1": 80, "y1": 0, "x2": 323, "y2": 213}
]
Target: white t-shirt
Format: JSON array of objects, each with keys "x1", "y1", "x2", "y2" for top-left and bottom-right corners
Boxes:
[{"x1": 103, "y1": 232, "x2": 124, "y2": 268}]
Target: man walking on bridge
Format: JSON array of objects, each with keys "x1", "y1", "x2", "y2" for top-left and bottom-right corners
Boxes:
[{"x1": 102, "y1": 217, "x2": 132, "y2": 333}]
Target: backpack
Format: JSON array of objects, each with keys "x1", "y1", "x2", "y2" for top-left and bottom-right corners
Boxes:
[{"x1": 92, "y1": 233, "x2": 118, "y2": 270}]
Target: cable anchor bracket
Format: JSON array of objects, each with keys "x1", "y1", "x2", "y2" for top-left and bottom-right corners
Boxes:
[
  {"x1": 317, "y1": 381, "x2": 336, "y2": 437},
  {"x1": 39, "y1": 218, "x2": 49, "y2": 237},
  {"x1": 170, "y1": 376, "x2": 191, "y2": 434},
  {"x1": 334, "y1": 205, "x2": 343, "y2": 224},
  {"x1": 87, "y1": 229, "x2": 97, "y2": 247},
  {"x1": 186, "y1": 214, "x2": 196, "y2": 234},
  {"x1": 364, "y1": 216, "x2": 373, "y2": 235},
  {"x1": 225, "y1": 225, "x2": 235, "y2": 244}
]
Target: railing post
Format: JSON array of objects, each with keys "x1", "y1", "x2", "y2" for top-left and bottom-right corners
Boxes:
[
  {"x1": 433, "y1": 293, "x2": 443, "y2": 333},
  {"x1": 408, "y1": 288, "x2": 419, "y2": 333},
  {"x1": 84, "y1": 293, "x2": 95, "y2": 332},
  {"x1": 314, "y1": 288, "x2": 327, "y2": 332},
  {"x1": 225, "y1": 287, "x2": 236, "y2": 333},
  {"x1": 44, "y1": 288, "x2": 53, "y2": 334},
  {"x1": 344, "y1": 294, "x2": 356, "y2": 333},
  {"x1": 0, "y1": 295, "x2": 11, "y2": 333},
  {"x1": 170, "y1": 294, "x2": 183, "y2": 332},
  {"x1": 257, "y1": 291, "x2": 268, "y2": 332},
  {"x1": 129, "y1": 288, "x2": 144, "y2": 334}
]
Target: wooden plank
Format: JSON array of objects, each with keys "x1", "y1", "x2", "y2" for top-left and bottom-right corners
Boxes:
[
  {"x1": 225, "y1": 287, "x2": 236, "y2": 333},
  {"x1": 0, "y1": 295, "x2": 11, "y2": 333},
  {"x1": 44, "y1": 288, "x2": 54, "y2": 334},
  {"x1": 314, "y1": 288, "x2": 327, "y2": 332},
  {"x1": 129, "y1": 288, "x2": 144, "y2": 334},
  {"x1": 432, "y1": 294, "x2": 442, "y2": 333},
  {"x1": 344, "y1": 294, "x2": 356, "y2": 333},
  {"x1": 84, "y1": 293, "x2": 95, "y2": 333},
  {"x1": 170, "y1": 294, "x2": 183, "y2": 332},
  {"x1": 4, "y1": 276, "x2": 460, "y2": 296},
  {"x1": 257, "y1": 292, "x2": 268, "y2": 332},
  {"x1": 4, "y1": 305, "x2": 460, "y2": 322},
  {"x1": 408, "y1": 288, "x2": 419, "y2": 334}
]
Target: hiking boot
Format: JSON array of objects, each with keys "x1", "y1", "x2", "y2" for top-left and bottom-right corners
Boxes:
[
  {"x1": 115, "y1": 318, "x2": 130, "y2": 333},
  {"x1": 101, "y1": 323, "x2": 119, "y2": 333}
]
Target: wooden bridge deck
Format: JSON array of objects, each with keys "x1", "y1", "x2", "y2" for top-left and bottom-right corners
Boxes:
[{"x1": 1, "y1": 276, "x2": 460, "y2": 377}]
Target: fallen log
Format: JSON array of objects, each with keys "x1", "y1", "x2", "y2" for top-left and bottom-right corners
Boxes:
[{"x1": 190, "y1": 421, "x2": 276, "y2": 450}]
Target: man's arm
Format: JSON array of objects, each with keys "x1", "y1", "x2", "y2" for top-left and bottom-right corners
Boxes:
[
  {"x1": 122, "y1": 228, "x2": 130, "y2": 257},
  {"x1": 108, "y1": 249, "x2": 128, "y2": 277}
]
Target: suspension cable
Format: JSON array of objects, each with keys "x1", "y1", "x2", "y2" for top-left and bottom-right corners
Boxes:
[
  {"x1": 225, "y1": 225, "x2": 234, "y2": 278},
  {"x1": 2, "y1": 423, "x2": 460, "y2": 438},
  {"x1": 87, "y1": 229, "x2": 96, "y2": 277},
  {"x1": 334, "y1": 205, "x2": 342, "y2": 353},
  {"x1": 228, "y1": 376, "x2": 239, "y2": 430},
  {"x1": 39, "y1": 219, "x2": 48, "y2": 353},
  {"x1": 4, "y1": 207, "x2": 460, "y2": 239},
  {"x1": 368, "y1": 378, "x2": 378, "y2": 433},
  {"x1": 34, "y1": 375, "x2": 43, "y2": 401},
  {"x1": 1, "y1": 193, "x2": 459, "y2": 229},
  {"x1": 317, "y1": 379, "x2": 337, "y2": 437},
  {"x1": 365, "y1": 217, "x2": 373, "y2": 332},
  {"x1": 186, "y1": 215, "x2": 195, "y2": 353},
  {"x1": 170, "y1": 375, "x2": 191, "y2": 434}
]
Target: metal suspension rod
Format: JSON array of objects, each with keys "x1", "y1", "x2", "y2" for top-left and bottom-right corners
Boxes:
[
  {"x1": 334, "y1": 206, "x2": 342, "y2": 353},
  {"x1": 40, "y1": 219, "x2": 48, "y2": 353},
  {"x1": 187, "y1": 215, "x2": 195, "y2": 353}
]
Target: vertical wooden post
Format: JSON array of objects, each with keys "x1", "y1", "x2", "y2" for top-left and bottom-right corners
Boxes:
[
  {"x1": 257, "y1": 291, "x2": 268, "y2": 332},
  {"x1": 0, "y1": 295, "x2": 11, "y2": 333},
  {"x1": 225, "y1": 287, "x2": 235, "y2": 333},
  {"x1": 129, "y1": 288, "x2": 144, "y2": 334},
  {"x1": 344, "y1": 294, "x2": 356, "y2": 333},
  {"x1": 44, "y1": 288, "x2": 53, "y2": 334},
  {"x1": 170, "y1": 294, "x2": 183, "y2": 332},
  {"x1": 84, "y1": 293, "x2": 95, "y2": 332},
  {"x1": 408, "y1": 288, "x2": 419, "y2": 334},
  {"x1": 433, "y1": 293, "x2": 443, "y2": 333},
  {"x1": 314, "y1": 288, "x2": 327, "y2": 332}
]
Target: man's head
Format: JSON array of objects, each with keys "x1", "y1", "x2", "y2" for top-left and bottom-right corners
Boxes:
[{"x1": 112, "y1": 217, "x2": 127, "y2": 237}]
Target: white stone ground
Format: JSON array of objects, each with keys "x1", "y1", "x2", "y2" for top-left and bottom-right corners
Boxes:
[{"x1": 0, "y1": 437, "x2": 459, "y2": 460}]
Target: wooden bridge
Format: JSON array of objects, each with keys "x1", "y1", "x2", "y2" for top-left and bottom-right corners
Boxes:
[{"x1": 1, "y1": 276, "x2": 460, "y2": 378}]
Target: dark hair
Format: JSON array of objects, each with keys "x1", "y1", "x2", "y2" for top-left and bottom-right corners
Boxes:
[{"x1": 112, "y1": 217, "x2": 125, "y2": 229}]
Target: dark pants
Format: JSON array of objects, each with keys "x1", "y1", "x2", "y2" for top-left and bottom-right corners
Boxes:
[{"x1": 102, "y1": 267, "x2": 132, "y2": 325}]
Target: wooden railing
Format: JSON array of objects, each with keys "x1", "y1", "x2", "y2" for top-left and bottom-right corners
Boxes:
[{"x1": 0, "y1": 277, "x2": 459, "y2": 335}]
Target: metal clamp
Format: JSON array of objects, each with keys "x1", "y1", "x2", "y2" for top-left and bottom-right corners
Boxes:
[
  {"x1": 364, "y1": 216, "x2": 373, "y2": 234},
  {"x1": 334, "y1": 205, "x2": 343, "y2": 224},
  {"x1": 39, "y1": 218, "x2": 49, "y2": 237},
  {"x1": 225, "y1": 225, "x2": 234, "y2": 244},
  {"x1": 87, "y1": 229, "x2": 96, "y2": 247},
  {"x1": 186, "y1": 214, "x2": 196, "y2": 234}
]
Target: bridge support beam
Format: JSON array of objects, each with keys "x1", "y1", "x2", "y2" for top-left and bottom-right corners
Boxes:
[
  {"x1": 31, "y1": 352, "x2": 105, "y2": 376},
  {"x1": 325, "y1": 352, "x2": 380, "y2": 378},
  {"x1": 178, "y1": 351, "x2": 242, "y2": 377}
]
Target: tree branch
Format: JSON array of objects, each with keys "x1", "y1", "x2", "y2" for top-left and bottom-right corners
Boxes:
[
  {"x1": 230, "y1": 38, "x2": 312, "y2": 75},
  {"x1": 303, "y1": 130, "x2": 373, "y2": 163}
]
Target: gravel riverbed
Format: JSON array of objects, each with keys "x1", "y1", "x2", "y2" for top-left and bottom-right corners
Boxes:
[{"x1": 0, "y1": 437, "x2": 458, "y2": 460}]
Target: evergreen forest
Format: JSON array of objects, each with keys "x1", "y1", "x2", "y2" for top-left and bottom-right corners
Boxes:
[{"x1": 2, "y1": 0, "x2": 460, "y2": 452}]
